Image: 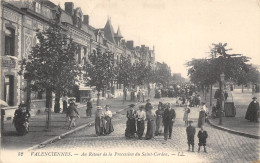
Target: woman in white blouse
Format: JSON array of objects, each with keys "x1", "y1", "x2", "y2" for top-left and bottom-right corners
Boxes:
[{"x1": 104, "y1": 105, "x2": 114, "y2": 135}]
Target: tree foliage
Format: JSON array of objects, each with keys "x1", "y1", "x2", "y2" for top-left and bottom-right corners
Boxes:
[
  {"x1": 85, "y1": 46, "x2": 115, "y2": 104},
  {"x1": 186, "y1": 43, "x2": 251, "y2": 87},
  {"x1": 153, "y1": 62, "x2": 172, "y2": 87},
  {"x1": 116, "y1": 55, "x2": 132, "y2": 88},
  {"x1": 19, "y1": 22, "x2": 81, "y2": 108}
]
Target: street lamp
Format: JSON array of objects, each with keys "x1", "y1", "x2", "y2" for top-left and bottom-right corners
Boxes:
[{"x1": 219, "y1": 73, "x2": 225, "y2": 125}]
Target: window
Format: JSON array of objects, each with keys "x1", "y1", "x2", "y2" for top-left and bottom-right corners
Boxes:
[
  {"x1": 4, "y1": 75, "x2": 14, "y2": 106},
  {"x1": 35, "y1": 2, "x2": 41, "y2": 13},
  {"x1": 5, "y1": 28, "x2": 15, "y2": 56},
  {"x1": 77, "y1": 46, "x2": 81, "y2": 64},
  {"x1": 83, "y1": 47, "x2": 87, "y2": 64}
]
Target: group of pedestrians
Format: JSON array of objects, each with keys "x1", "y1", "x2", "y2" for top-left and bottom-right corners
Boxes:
[
  {"x1": 65, "y1": 99, "x2": 114, "y2": 136},
  {"x1": 124, "y1": 100, "x2": 176, "y2": 142},
  {"x1": 182, "y1": 100, "x2": 209, "y2": 153},
  {"x1": 94, "y1": 105, "x2": 114, "y2": 136}
]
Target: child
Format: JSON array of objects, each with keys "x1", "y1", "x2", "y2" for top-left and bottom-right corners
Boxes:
[
  {"x1": 186, "y1": 121, "x2": 196, "y2": 152},
  {"x1": 183, "y1": 106, "x2": 190, "y2": 126},
  {"x1": 197, "y1": 125, "x2": 208, "y2": 153}
]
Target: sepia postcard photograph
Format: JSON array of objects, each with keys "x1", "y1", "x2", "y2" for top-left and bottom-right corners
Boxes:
[{"x1": 0, "y1": 0, "x2": 260, "y2": 162}]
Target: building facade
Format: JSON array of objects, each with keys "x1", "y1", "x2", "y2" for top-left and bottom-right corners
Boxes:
[{"x1": 0, "y1": 0, "x2": 155, "y2": 118}]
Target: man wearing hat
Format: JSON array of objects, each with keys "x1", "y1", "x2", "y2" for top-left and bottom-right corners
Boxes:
[
  {"x1": 125, "y1": 104, "x2": 137, "y2": 138},
  {"x1": 136, "y1": 105, "x2": 146, "y2": 139},
  {"x1": 162, "y1": 103, "x2": 176, "y2": 141},
  {"x1": 245, "y1": 97, "x2": 259, "y2": 122},
  {"x1": 186, "y1": 120, "x2": 196, "y2": 152},
  {"x1": 67, "y1": 101, "x2": 80, "y2": 129}
]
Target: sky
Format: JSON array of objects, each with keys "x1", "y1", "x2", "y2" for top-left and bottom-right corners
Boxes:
[{"x1": 52, "y1": 0, "x2": 260, "y2": 78}]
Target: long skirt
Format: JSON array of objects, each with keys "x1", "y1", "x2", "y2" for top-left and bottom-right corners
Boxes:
[
  {"x1": 198, "y1": 111, "x2": 205, "y2": 128},
  {"x1": 137, "y1": 120, "x2": 145, "y2": 138},
  {"x1": 95, "y1": 117, "x2": 106, "y2": 136},
  {"x1": 183, "y1": 112, "x2": 189, "y2": 121},
  {"x1": 104, "y1": 116, "x2": 114, "y2": 135},
  {"x1": 145, "y1": 120, "x2": 155, "y2": 140},
  {"x1": 86, "y1": 108, "x2": 92, "y2": 117},
  {"x1": 125, "y1": 119, "x2": 136, "y2": 138},
  {"x1": 155, "y1": 116, "x2": 163, "y2": 135}
]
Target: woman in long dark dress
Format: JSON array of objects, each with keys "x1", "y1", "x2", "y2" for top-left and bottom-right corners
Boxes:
[
  {"x1": 155, "y1": 102, "x2": 164, "y2": 136},
  {"x1": 95, "y1": 106, "x2": 106, "y2": 136},
  {"x1": 198, "y1": 103, "x2": 206, "y2": 128},
  {"x1": 104, "y1": 105, "x2": 114, "y2": 135},
  {"x1": 125, "y1": 104, "x2": 137, "y2": 138},
  {"x1": 245, "y1": 97, "x2": 259, "y2": 122},
  {"x1": 145, "y1": 104, "x2": 156, "y2": 140}
]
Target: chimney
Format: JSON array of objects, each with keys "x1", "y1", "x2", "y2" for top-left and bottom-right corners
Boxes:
[
  {"x1": 126, "y1": 41, "x2": 134, "y2": 50},
  {"x1": 65, "y1": 2, "x2": 74, "y2": 15},
  {"x1": 83, "y1": 15, "x2": 89, "y2": 25}
]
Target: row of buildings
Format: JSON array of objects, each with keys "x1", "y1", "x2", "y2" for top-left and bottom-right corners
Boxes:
[{"x1": 0, "y1": 0, "x2": 156, "y2": 116}]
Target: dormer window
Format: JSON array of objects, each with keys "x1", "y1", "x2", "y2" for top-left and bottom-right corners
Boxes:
[
  {"x1": 73, "y1": 8, "x2": 83, "y2": 29},
  {"x1": 35, "y1": 2, "x2": 41, "y2": 13}
]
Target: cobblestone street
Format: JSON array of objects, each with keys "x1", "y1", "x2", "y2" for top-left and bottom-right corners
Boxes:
[{"x1": 33, "y1": 98, "x2": 259, "y2": 163}]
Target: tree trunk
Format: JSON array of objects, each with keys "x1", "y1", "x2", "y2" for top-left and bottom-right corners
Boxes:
[
  {"x1": 102, "y1": 87, "x2": 105, "y2": 97},
  {"x1": 242, "y1": 85, "x2": 244, "y2": 93},
  {"x1": 97, "y1": 92, "x2": 100, "y2": 106},
  {"x1": 46, "y1": 88, "x2": 52, "y2": 109},
  {"x1": 202, "y1": 85, "x2": 205, "y2": 97},
  {"x1": 54, "y1": 91, "x2": 60, "y2": 113},
  {"x1": 147, "y1": 83, "x2": 150, "y2": 98},
  {"x1": 26, "y1": 85, "x2": 31, "y2": 111},
  {"x1": 45, "y1": 88, "x2": 52, "y2": 130},
  {"x1": 210, "y1": 85, "x2": 213, "y2": 106},
  {"x1": 204, "y1": 85, "x2": 207, "y2": 101}
]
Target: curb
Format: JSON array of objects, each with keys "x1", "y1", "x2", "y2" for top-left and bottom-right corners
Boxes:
[
  {"x1": 26, "y1": 107, "x2": 128, "y2": 151},
  {"x1": 207, "y1": 118, "x2": 260, "y2": 139}
]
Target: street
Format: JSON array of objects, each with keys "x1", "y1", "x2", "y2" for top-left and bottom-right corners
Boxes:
[{"x1": 32, "y1": 98, "x2": 259, "y2": 163}]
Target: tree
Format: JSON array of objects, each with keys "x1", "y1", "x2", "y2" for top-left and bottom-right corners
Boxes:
[
  {"x1": 154, "y1": 62, "x2": 172, "y2": 87},
  {"x1": 85, "y1": 46, "x2": 115, "y2": 105},
  {"x1": 186, "y1": 43, "x2": 250, "y2": 105},
  {"x1": 19, "y1": 22, "x2": 81, "y2": 115},
  {"x1": 187, "y1": 43, "x2": 250, "y2": 89},
  {"x1": 116, "y1": 55, "x2": 132, "y2": 102},
  {"x1": 236, "y1": 64, "x2": 260, "y2": 92}
]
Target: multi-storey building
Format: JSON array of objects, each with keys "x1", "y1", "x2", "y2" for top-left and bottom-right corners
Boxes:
[{"x1": 0, "y1": 0, "x2": 155, "y2": 118}]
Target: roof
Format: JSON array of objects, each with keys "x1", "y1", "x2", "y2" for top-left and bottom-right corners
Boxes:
[
  {"x1": 103, "y1": 18, "x2": 116, "y2": 44},
  {"x1": 115, "y1": 27, "x2": 123, "y2": 38}
]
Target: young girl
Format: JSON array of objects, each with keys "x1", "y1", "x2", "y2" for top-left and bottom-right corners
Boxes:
[{"x1": 183, "y1": 105, "x2": 190, "y2": 126}]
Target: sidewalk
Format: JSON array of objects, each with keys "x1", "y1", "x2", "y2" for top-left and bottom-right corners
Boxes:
[
  {"x1": 1, "y1": 96, "x2": 135, "y2": 150},
  {"x1": 200, "y1": 89, "x2": 260, "y2": 138}
]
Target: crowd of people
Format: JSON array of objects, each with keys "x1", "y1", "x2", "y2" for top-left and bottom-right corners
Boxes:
[
  {"x1": 124, "y1": 100, "x2": 176, "y2": 142},
  {"x1": 123, "y1": 99, "x2": 208, "y2": 152}
]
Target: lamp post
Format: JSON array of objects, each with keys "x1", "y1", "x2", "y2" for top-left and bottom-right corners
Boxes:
[{"x1": 219, "y1": 73, "x2": 225, "y2": 125}]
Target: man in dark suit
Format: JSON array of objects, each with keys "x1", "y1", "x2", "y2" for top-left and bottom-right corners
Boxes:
[{"x1": 163, "y1": 103, "x2": 176, "y2": 142}]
